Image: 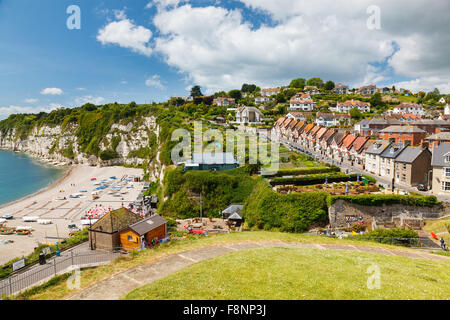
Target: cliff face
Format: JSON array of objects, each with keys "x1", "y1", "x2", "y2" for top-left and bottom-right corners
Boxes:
[{"x1": 0, "y1": 116, "x2": 163, "y2": 181}]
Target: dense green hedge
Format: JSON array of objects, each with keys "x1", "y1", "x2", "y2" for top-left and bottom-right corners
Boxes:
[
  {"x1": 270, "y1": 173, "x2": 373, "y2": 186},
  {"x1": 159, "y1": 167, "x2": 259, "y2": 219},
  {"x1": 262, "y1": 165, "x2": 340, "y2": 177},
  {"x1": 355, "y1": 228, "x2": 419, "y2": 246},
  {"x1": 328, "y1": 194, "x2": 439, "y2": 207},
  {"x1": 244, "y1": 180, "x2": 329, "y2": 232}
]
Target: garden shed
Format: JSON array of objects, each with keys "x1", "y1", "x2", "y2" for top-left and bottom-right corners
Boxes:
[
  {"x1": 88, "y1": 207, "x2": 143, "y2": 251},
  {"x1": 119, "y1": 214, "x2": 168, "y2": 251}
]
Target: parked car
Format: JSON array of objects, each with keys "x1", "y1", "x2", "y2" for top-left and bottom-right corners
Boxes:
[
  {"x1": 417, "y1": 183, "x2": 428, "y2": 191},
  {"x1": 1, "y1": 215, "x2": 13, "y2": 220}
]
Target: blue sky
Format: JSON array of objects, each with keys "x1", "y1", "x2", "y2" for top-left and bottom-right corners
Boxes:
[{"x1": 0, "y1": 0, "x2": 449, "y2": 118}]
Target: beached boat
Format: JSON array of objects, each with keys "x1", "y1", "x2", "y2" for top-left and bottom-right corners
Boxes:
[
  {"x1": 16, "y1": 229, "x2": 31, "y2": 235},
  {"x1": 22, "y1": 216, "x2": 38, "y2": 222}
]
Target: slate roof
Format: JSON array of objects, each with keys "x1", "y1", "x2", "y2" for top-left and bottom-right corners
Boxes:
[
  {"x1": 395, "y1": 146, "x2": 426, "y2": 163},
  {"x1": 222, "y1": 204, "x2": 243, "y2": 215},
  {"x1": 330, "y1": 131, "x2": 347, "y2": 146},
  {"x1": 128, "y1": 214, "x2": 167, "y2": 236},
  {"x1": 190, "y1": 153, "x2": 237, "y2": 165},
  {"x1": 379, "y1": 126, "x2": 426, "y2": 133},
  {"x1": 380, "y1": 143, "x2": 406, "y2": 159},
  {"x1": 90, "y1": 208, "x2": 143, "y2": 234},
  {"x1": 431, "y1": 144, "x2": 450, "y2": 167},
  {"x1": 322, "y1": 128, "x2": 336, "y2": 143},
  {"x1": 425, "y1": 132, "x2": 450, "y2": 141},
  {"x1": 366, "y1": 141, "x2": 391, "y2": 155}
]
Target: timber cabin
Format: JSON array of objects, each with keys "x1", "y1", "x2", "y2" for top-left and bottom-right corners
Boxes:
[
  {"x1": 88, "y1": 207, "x2": 167, "y2": 252},
  {"x1": 119, "y1": 214, "x2": 168, "y2": 251}
]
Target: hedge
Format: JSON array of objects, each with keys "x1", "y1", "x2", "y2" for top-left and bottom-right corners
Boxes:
[
  {"x1": 262, "y1": 165, "x2": 340, "y2": 177},
  {"x1": 270, "y1": 173, "x2": 374, "y2": 186},
  {"x1": 327, "y1": 194, "x2": 439, "y2": 207},
  {"x1": 354, "y1": 228, "x2": 419, "y2": 247},
  {"x1": 243, "y1": 179, "x2": 329, "y2": 233}
]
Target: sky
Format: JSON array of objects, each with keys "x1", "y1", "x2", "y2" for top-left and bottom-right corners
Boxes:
[{"x1": 0, "y1": 0, "x2": 449, "y2": 119}]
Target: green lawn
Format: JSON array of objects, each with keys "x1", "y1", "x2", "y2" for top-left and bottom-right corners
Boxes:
[
  {"x1": 424, "y1": 217, "x2": 450, "y2": 242},
  {"x1": 10, "y1": 231, "x2": 449, "y2": 300},
  {"x1": 124, "y1": 247, "x2": 450, "y2": 300}
]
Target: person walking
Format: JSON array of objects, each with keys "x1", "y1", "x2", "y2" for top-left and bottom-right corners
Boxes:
[{"x1": 440, "y1": 237, "x2": 447, "y2": 250}]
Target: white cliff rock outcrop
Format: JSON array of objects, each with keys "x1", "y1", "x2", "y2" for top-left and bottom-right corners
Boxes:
[{"x1": 0, "y1": 117, "x2": 163, "y2": 179}]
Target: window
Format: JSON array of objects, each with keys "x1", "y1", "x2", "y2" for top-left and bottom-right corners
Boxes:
[
  {"x1": 442, "y1": 181, "x2": 450, "y2": 191},
  {"x1": 445, "y1": 155, "x2": 450, "y2": 162},
  {"x1": 387, "y1": 169, "x2": 390, "y2": 175},
  {"x1": 128, "y1": 235, "x2": 133, "y2": 241},
  {"x1": 444, "y1": 168, "x2": 450, "y2": 177},
  {"x1": 402, "y1": 174, "x2": 406, "y2": 181},
  {"x1": 402, "y1": 164, "x2": 406, "y2": 170}
]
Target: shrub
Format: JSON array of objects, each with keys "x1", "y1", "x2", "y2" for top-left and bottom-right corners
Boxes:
[
  {"x1": 262, "y1": 165, "x2": 340, "y2": 177},
  {"x1": 270, "y1": 173, "x2": 362, "y2": 186},
  {"x1": 327, "y1": 194, "x2": 439, "y2": 207},
  {"x1": 243, "y1": 180, "x2": 329, "y2": 233},
  {"x1": 356, "y1": 228, "x2": 419, "y2": 246}
]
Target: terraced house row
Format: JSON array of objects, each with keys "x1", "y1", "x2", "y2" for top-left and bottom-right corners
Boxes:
[{"x1": 272, "y1": 116, "x2": 434, "y2": 190}]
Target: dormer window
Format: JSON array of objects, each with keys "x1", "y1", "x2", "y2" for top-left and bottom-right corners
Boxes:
[{"x1": 445, "y1": 155, "x2": 450, "y2": 162}]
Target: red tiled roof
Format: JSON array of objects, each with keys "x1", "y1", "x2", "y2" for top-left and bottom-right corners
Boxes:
[
  {"x1": 337, "y1": 100, "x2": 371, "y2": 107},
  {"x1": 342, "y1": 134, "x2": 357, "y2": 149},
  {"x1": 351, "y1": 136, "x2": 369, "y2": 152},
  {"x1": 275, "y1": 117, "x2": 286, "y2": 126},
  {"x1": 309, "y1": 125, "x2": 322, "y2": 137},
  {"x1": 303, "y1": 123, "x2": 315, "y2": 134},
  {"x1": 282, "y1": 118, "x2": 293, "y2": 129},
  {"x1": 316, "y1": 127, "x2": 328, "y2": 140}
]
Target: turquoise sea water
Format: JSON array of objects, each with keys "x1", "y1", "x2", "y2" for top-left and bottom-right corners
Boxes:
[{"x1": 0, "y1": 150, "x2": 66, "y2": 206}]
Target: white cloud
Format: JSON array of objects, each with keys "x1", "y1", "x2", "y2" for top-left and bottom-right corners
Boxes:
[
  {"x1": 393, "y1": 77, "x2": 450, "y2": 94},
  {"x1": 97, "y1": 12, "x2": 153, "y2": 57},
  {"x1": 146, "y1": 0, "x2": 187, "y2": 10},
  {"x1": 147, "y1": 1, "x2": 450, "y2": 93},
  {"x1": 24, "y1": 98, "x2": 38, "y2": 104},
  {"x1": 41, "y1": 88, "x2": 63, "y2": 95},
  {"x1": 0, "y1": 104, "x2": 61, "y2": 120},
  {"x1": 75, "y1": 96, "x2": 106, "y2": 105},
  {"x1": 145, "y1": 75, "x2": 165, "y2": 90}
]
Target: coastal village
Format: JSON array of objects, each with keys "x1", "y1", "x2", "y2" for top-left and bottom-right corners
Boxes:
[{"x1": 0, "y1": 79, "x2": 449, "y2": 299}]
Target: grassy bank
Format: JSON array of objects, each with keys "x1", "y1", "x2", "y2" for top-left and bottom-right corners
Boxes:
[
  {"x1": 8, "y1": 231, "x2": 439, "y2": 300},
  {"x1": 124, "y1": 246, "x2": 450, "y2": 300}
]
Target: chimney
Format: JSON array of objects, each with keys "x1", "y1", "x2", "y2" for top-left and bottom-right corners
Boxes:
[{"x1": 422, "y1": 141, "x2": 429, "y2": 150}]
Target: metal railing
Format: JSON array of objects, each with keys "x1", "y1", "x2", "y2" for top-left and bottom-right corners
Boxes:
[{"x1": 0, "y1": 249, "x2": 120, "y2": 297}]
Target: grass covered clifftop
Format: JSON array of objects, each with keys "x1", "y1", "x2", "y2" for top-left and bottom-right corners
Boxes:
[
  {"x1": 159, "y1": 166, "x2": 259, "y2": 219},
  {"x1": 243, "y1": 179, "x2": 329, "y2": 232}
]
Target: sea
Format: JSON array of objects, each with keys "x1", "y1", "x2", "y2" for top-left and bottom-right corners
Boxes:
[{"x1": 0, "y1": 150, "x2": 66, "y2": 207}]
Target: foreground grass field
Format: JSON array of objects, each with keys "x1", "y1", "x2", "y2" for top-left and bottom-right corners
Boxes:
[
  {"x1": 10, "y1": 231, "x2": 449, "y2": 300},
  {"x1": 124, "y1": 247, "x2": 450, "y2": 300}
]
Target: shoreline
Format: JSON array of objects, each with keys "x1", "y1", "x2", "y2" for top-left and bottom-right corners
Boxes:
[{"x1": 0, "y1": 150, "x2": 72, "y2": 211}]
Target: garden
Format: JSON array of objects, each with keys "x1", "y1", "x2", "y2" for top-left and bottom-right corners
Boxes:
[{"x1": 276, "y1": 181, "x2": 380, "y2": 195}]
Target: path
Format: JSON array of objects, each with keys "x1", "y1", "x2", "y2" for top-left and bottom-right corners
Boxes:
[{"x1": 67, "y1": 241, "x2": 450, "y2": 300}]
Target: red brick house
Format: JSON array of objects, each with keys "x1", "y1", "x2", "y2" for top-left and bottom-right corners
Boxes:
[{"x1": 378, "y1": 126, "x2": 427, "y2": 146}]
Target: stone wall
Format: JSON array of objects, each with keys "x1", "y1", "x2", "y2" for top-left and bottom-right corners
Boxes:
[{"x1": 328, "y1": 199, "x2": 446, "y2": 227}]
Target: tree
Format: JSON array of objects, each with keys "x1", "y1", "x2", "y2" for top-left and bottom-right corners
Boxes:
[
  {"x1": 241, "y1": 84, "x2": 257, "y2": 93},
  {"x1": 289, "y1": 78, "x2": 306, "y2": 89},
  {"x1": 228, "y1": 89, "x2": 242, "y2": 101},
  {"x1": 370, "y1": 92, "x2": 383, "y2": 108},
  {"x1": 306, "y1": 77, "x2": 324, "y2": 88},
  {"x1": 324, "y1": 81, "x2": 335, "y2": 91},
  {"x1": 349, "y1": 107, "x2": 363, "y2": 120},
  {"x1": 190, "y1": 85, "x2": 203, "y2": 97}
]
